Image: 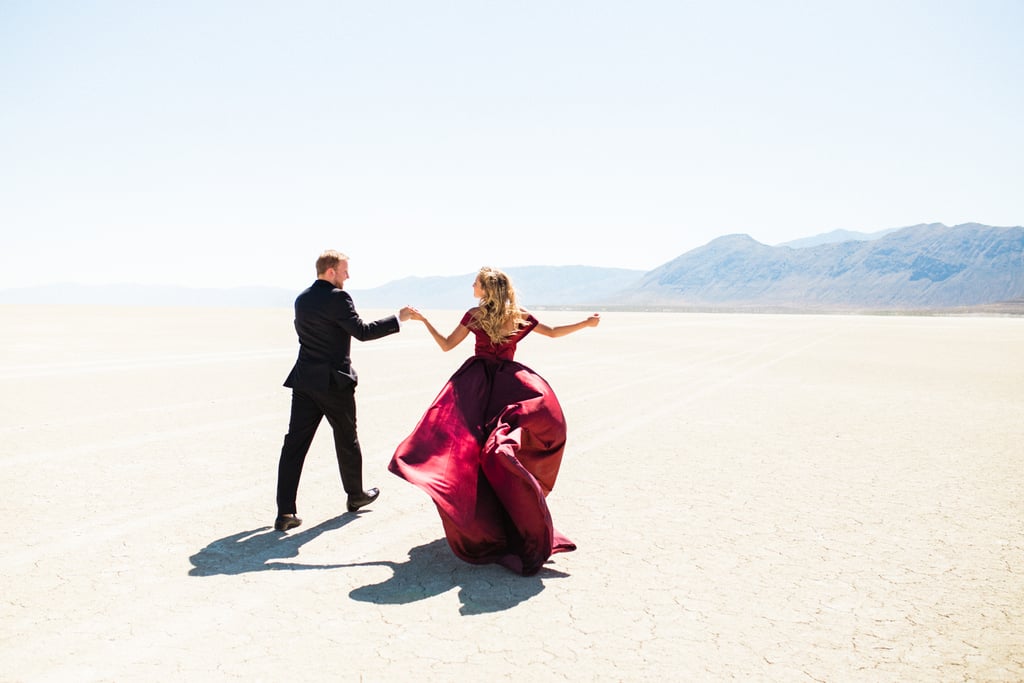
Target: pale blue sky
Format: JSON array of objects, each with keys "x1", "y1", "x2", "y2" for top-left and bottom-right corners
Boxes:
[{"x1": 2, "y1": 1, "x2": 1022, "y2": 290}]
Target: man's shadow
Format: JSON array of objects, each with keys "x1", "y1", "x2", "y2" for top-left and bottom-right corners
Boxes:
[
  {"x1": 189, "y1": 519, "x2": 569, "y2": 615},
  {"x1": 188, "y1": 513, "x2": 358, "y2": 575}
]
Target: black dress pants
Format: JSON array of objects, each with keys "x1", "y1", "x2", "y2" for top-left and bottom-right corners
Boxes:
[{"x1": 276, "y1": 385, "x2": 363, "y2": 515}]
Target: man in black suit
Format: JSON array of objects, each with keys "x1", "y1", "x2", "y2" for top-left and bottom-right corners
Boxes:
[{"x1": 274, "y1": 250, "x2": 414, "y2": 532}]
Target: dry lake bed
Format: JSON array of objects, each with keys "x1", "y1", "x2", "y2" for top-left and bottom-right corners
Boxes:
[{"x1": 1, "y1": 305, "x2": 1021, "y2": 682}]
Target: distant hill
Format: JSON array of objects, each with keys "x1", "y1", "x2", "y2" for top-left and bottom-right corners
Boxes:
[
  {"x1": 0, "y1": 266, "x2": 644, "y2": 310},
  {"x1": 3, "y1": 223, "x2": 1020, "y2": 312},
  {"x1": 348, "y1": 265, "x2": 645, "y2": 309},
  {"x1": 614, "y1": 223, "x2": 1024, "y2": 309},
  {"x1": 778, "y1": 227, "x2": 899, "y2": 248}
]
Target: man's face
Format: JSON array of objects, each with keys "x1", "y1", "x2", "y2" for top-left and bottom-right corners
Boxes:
[{"x1": 328, "y1": 260, "x2": 349, "y2": 289}]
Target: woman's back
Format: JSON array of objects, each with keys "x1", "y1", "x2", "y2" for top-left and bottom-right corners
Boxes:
[{"x1": 461, "y1": 308, "x2": 538, "y2": 361}]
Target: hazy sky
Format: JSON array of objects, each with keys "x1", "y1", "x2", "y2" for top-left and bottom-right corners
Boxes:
[{"x1": 2, "y1": 1, "x2": 1022, "y2": 291}]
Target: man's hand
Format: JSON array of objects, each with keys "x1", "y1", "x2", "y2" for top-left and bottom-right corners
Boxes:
[{"x1": 399, "y1": 306, "x2": 417, "y2": 322}]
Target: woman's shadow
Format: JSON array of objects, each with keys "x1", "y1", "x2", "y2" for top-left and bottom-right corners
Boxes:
[
  {"x1": 346, "y1": 538, "x2": 569, "y2": 615},
  {"x1": 189, "y1": 519, "x2": 569, "y2": 615}
]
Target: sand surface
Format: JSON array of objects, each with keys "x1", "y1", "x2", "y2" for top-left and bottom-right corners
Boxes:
[{"x1": 1, "y1": 305, "x2": 1021, "y2": 682}]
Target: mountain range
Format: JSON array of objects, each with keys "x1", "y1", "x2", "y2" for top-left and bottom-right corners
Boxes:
[
  {"x1": 3, "y1": 223, "x2": 1021, "y2": 312},
  {"x1": 613, "y1": 222, "x2": 1024, "y2": 311}
]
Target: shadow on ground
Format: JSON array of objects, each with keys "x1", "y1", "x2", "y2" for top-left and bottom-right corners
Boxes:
[
  {"x1": 188, "y1": 513, "x2": 359, "y2": 575},
  {"x1": 189, "y1": 517, "x2": 569, "y2": 615},
  {"x1": 347, "y1": 538, "x2": 570, "y2": 615}
]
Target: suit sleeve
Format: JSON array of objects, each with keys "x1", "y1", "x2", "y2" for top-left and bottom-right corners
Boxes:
[{"x1": 334, "y1": 290, "x2": 400, "y2": 341}]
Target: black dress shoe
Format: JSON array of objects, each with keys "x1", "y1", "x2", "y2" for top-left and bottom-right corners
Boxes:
[
  {"x1": 347, "y1": 487, "x2": 380, "y2": 512},
  {"x1": 274, "y1": 514, "x2": 302, "y2": 531}
]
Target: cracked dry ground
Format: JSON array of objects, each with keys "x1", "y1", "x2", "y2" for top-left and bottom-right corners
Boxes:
[{"x1": 2, "y1": 307, "x2": 1021, "y2": 681}]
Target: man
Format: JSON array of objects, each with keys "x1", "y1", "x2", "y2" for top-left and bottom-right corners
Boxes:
[{"x1": 274, "y1": 250, "x2": 413, "y2": 532}]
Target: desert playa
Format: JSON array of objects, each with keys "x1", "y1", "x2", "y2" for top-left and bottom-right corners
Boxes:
[{"x1": 1, "y1": 305, "x2": 1021, "y2": 682}]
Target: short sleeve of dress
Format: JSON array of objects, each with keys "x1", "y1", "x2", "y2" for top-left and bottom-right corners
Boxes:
[{"x1": 460, "y1": 309, "x2": 475, "y2": 327}]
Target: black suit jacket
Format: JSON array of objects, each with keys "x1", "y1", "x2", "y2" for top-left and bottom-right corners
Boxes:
[{"x1": 283, "y1": 279, "x2": 400, "y2": 391}]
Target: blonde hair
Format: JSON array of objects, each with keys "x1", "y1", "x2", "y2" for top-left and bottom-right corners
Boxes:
[
  {"x1": 315, "y1": 250, "x2": 348, "y2": 275},
  {"x1": 473, "y1": 266, "x2": 527, "y2": 344}
]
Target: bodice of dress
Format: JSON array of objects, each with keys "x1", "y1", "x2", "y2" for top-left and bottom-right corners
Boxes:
[{"x1": 460, "y1": 309, "x2": 538, "y2": 361}]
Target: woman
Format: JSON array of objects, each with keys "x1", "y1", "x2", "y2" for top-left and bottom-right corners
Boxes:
[{"x1": 389, "y1": 266, "x2": 600, "y2": 576}]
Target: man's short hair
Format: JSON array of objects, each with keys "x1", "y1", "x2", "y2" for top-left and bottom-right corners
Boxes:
[{"x1": 316, "y1": 250, "x2": 349, "y2": 275}]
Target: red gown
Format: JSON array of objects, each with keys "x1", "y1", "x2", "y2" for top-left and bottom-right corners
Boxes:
[{"x1": 388, "y1": 311, "x2": 576, "y2": 576}]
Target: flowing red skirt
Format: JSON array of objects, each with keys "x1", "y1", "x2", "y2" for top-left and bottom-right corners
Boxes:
[{"x1": 389, "y1": 356, "x2": 575, "y2": 576}]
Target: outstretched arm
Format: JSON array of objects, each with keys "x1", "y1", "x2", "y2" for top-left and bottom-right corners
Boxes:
[
  {"x1": 532, "y1": 313, "x2": 601, "y2": 338},
  {"x1": 408, "y1": 308, "x2": 470, "y2": 352}
]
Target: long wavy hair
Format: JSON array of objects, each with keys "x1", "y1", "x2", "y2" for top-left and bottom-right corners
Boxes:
[{"x1": 472, "y1": 266, "x2": 527, "y2": 344}]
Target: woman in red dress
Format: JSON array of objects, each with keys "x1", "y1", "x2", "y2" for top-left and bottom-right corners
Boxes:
[{"x1": 389, "y1": 266, "x2": 600, "y2": 575}]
